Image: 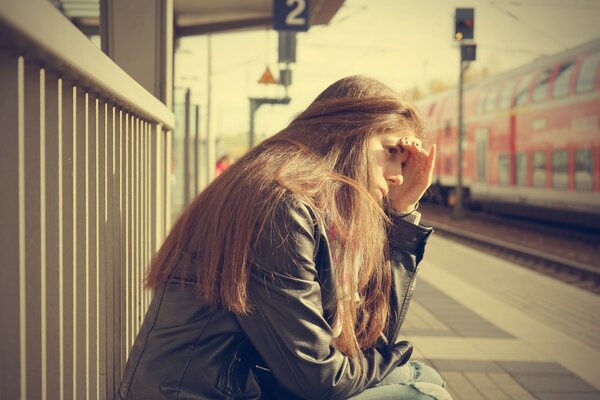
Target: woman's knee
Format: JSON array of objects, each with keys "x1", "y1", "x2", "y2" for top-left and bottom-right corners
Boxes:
[
  {"x1": 409, "y1": 361, "x2": 446, "y2": 388},
  {"x1": 410, "y1": 382, "x2": 453, "y2": 400}
]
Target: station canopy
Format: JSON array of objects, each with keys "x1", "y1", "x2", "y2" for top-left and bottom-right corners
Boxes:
[{"x1": 50, "y1": 0, "x2": 345, "y2": 36}]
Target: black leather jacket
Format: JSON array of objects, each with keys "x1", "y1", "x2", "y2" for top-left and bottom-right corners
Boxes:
[{"x1": 117, "y1": 198, "x2": 433, "y2": 399}]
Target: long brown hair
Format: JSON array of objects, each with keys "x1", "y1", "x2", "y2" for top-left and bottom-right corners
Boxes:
[{"x1": 146, "y1": 76, "x2": 423, "y2": 359}]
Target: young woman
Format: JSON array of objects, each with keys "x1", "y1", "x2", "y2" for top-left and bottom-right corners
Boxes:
[{"x1": 118, "y1": 76, "x2": 452, "y2": 400}]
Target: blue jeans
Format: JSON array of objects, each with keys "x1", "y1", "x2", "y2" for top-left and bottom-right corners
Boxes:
[{"x1": 348, "y1": 361, "x2": 453, "y2": 400}]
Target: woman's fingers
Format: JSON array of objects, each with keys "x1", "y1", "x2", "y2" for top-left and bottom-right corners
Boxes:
[
  {"x1": 427, "y1": 144, "x2": 437, "y2": 173},
  {"x1": 399, "y1": 136, "x2": 422, "y2": 149},
  {"x1": 399, "y1": 138, "x2": 430, "y2": 170}
]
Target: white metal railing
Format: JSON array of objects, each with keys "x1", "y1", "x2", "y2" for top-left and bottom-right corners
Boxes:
[{"x1": 0, "y1": 1, "x2": 174, "y2": 399}]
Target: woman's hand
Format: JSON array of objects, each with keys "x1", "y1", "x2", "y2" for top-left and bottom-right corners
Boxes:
[{"x1": 388, "y1": 136, "x2": 436, "y2": 213}]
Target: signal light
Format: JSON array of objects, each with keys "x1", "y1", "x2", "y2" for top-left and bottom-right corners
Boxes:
[{"x1": 455, "y1": 8, "x2": 474, "y2": 41}]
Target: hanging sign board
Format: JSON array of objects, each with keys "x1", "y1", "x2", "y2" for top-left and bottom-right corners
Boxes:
[{"x1": 273, "y1": 0, "x2": 309, "y2": 31}]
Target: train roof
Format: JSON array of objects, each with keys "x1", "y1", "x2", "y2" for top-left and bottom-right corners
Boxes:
[{"x1": 417, "y1": 36, "x2": 600, "y2": 106}]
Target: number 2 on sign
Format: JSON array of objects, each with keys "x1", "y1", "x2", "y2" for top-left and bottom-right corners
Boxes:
[{"x1": 286, "y1": 0, "x2": 306, "y2": 25}]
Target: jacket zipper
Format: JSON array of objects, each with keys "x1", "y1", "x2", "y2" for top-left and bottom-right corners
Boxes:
[{"x1": 220, "y1": 340, "x2": 244, "y2": 396}]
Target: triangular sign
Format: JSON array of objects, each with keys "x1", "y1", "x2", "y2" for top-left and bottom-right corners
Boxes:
[{"x1": 258, "y1": 66, "x2": 278, "y2": 84}]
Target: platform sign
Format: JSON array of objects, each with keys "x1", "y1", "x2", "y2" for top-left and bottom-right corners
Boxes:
[{"x1": 273, "y1": 0, "x2": 309, "y2": 31}]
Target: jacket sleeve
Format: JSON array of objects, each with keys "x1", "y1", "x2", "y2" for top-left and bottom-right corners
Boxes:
[
  {"x1": 235, "y1": 200, "x2": 409, "y2": 400},
  {"x1": 383, "y1": 211, "x2": 434, "y2": 347}
]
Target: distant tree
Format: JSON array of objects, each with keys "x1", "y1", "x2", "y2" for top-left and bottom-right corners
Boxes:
[
  {"x1": 400, "y1": 86, "x2": 424, "y2": 101},
  {"x1": 464, "y1": 66, "x2": 491, "y2": 83},
  {"x1": 429, "y1": 79, "x2": 453, "y2": 94}
]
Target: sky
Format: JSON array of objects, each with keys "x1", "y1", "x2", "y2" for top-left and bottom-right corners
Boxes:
[{"x1": 174, "y1": 0, "x2": 600, "y2": 143}]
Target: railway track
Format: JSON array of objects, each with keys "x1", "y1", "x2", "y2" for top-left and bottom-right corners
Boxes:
[{"x1": 421, "y1": 215, "x2": 600, "y2": 295}]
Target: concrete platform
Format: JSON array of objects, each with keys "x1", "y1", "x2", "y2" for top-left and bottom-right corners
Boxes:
[{"x1": 402, "y1": 235, "x2": 600, "y2": 400}]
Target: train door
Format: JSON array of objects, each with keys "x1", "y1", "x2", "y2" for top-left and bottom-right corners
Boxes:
[{"x1": 475, "y1": 127, "x2": 489, "y2": 185}]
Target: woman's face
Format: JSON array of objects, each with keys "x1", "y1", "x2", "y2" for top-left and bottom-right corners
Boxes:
[{"x1": 368, "y1": 132, "x2": 414, "y2": 201}]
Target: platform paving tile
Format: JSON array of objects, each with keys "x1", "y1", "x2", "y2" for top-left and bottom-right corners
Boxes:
[
  {"x1": 464, "y1": 372, "x2": 512, "y2": 400},
  {"x1": 534, "y1": 394, "x2": 600, "y2": 400},
  {"x1": 513, "y1": 374, "x2": 598, "y2": 393},
  {"x1": 442, "y1": 371, "x2": 484, "y2": 400},
  {"x1": 411, "y1": 280, "x2": 513, "y2": 339},
  {"x1": 488, "y1": 373, "x2": 538, "y2": 400},
  {"x1": 497, "y1": 361, "x2": 572, "y2": 374},
  {"x1": 402, "y1": 301, "x2": 454, "y2": 337},
  {"x1": 427, "y1": 359, "x2": 600, "y2": 400},
  {"x1": 429, "y1": 359, "x2": 505, "y2": 373}
]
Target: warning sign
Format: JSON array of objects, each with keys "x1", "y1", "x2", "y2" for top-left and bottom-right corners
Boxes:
[{"x1": 258, "y1": 66, "x2": 278, "y2": 84}]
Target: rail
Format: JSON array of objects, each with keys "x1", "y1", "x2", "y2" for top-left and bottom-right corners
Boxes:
[{"x1": 424, "y1": 219, "x2": 600, "y2": 279}]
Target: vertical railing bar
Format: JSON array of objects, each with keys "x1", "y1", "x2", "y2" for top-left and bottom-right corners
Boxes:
[
  {"x1": 85, "y1": 93, "x2": 91, "y2": 400},
  {"x1": 107, "y1": 106, "x2": 113, "y2": 397},
  {"x1": 194, "y1": 106, "x2": 199, "y2": 196},
  {"x1": 124, "y1": 112, "x2": 130, "y2": 356},
  {"x1": 183, "y1": 90, "x2": 190, "y2": 206},
  {"x1": 133, "y1": 117, "x2": 139, "y2": 338},
  {"x1": 165, "y1": 130, "x2": 171, "y2": 233},
  {"x1": 71, "y1": 85, "x2": 77, "y2": 400},
  {"x1": 142, "y1": 121, "x2": 150, "y2": 308},
  {"x1": 128, "y1": 114, "x2": 133, "y2": 348},
  {"x1": 118, "y1": 109, "x2": 125, "y2": 370},
  {"x1": 131, "y1": 116, "x2": 136, "y2": 340},
  {"x1": 61, "y1": 81, "x2": 75, "y2": 400},
  {"x1": 143, "y1": 122, "x2": 146, "y2": 310},
  {"x1": 97, "y1": 100, "x2": 107, "y2": 400},
  {"x1": 147, "y1": 123, "x2": 150, "y2": 307},
  {"x1": 131, "y1": 114, "x2": 136, "y2": 345},
  {"x1": 130, "y1": 116, "x2": 134, "y2": 342},
  {"x1": 44, "y1": 70, "x2": 61, "y2": 400},
  {"x1": 136, "y1": 118, "x2": 141, "y2": 333},
  {"x1": 148, "y1": 123, "x2": 152, "y2": 306},
  {"x1": 57, "y1": 77, "x2": 65, "y2": 400},
  {"x1": 154, "y1": 125, "x2": 161, "y2": 253},
  {"x1": 18, "y1": 55, "x2": 27, "y2": 400},
  {"x1": 140, "y1": 122, "x2": 144, "y2": 312},
  {"x1": 138, "y1": 118, "x2": 142, "y2": 332},
  {"x1": 145, "y1": 122, "x2": 150, "y2": 308},
  {"x1": 110, "y1": 104, "x2": 118, "y2": 396},
  {"x1": 39, "y1": 67, "x2": 48, "y2": 400}
]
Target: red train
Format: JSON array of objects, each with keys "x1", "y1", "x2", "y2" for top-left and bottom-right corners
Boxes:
[{"x1": 416, "y1": 38, "x2": 600, "y2": 229}]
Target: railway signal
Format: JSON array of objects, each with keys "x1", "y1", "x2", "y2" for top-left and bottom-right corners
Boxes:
[
  {"x1": 455, "y1": 8, "x2": 474, "y2": 41},
  {"x1": 454, "y1": 8, "x2": 476, "y2": 219}
]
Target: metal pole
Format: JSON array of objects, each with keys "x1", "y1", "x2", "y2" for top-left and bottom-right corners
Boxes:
[
  {"x1": 249, "y1": 99, "x2": 257, "y2": 148},
  {"x1": 453, "y1": 54, "x2": 466, "y2": 219},
  {"x1": 206, "y1": 34, "x2": 214, "y2": 182},
  {"x1": 194, "y1": 104, "x2": 200, "y2": 195},
  {"x1": 183, "y1": 88, "x2": 191, "y2": 206},
  {"x1": 248, "y1": 97, "x2": 290, "y2": 148}
]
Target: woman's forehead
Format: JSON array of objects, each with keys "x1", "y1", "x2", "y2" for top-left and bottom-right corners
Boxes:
[{"x1": 376, "y1": 130, "x2": 417, "y2": 142}]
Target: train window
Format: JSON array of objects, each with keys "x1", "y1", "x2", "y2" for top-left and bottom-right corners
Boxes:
[
  {"x1": 532, "y1": 151, "x2": 546, "y2": 187},
  {"x1": 552, "y1": 150, "x2": 568, "y2": 189},
  {"x1": 575, "y1": 148, "x2": 593, "y2": 190},
  {"x1": 576, "y1": 52, "x2": 600, "y2": 93},
  {"x1": 485, "y1": 85, "x2": 499, "y2": 113},
  {"x1": 445, "y1": 121, "x2": 451, "y2": 137},
  {"x1": 498, "y1": 154, "x2": 510, "y2": 185},
  {"x1": 444, "y1": 157, "x2": 452, "y2": 175},
  {"x1": 532, "y1": 68, "x2": 553, "y2": 102},
  {"x1": 515, "y1": 73, "x2": 533, "y2": 106},
  {"x1": 516, "y1": 153, "x2": 527, "y2": 186},
  {"x1": 499, "y1": 79, "x2": 516, "y2": 109},
  {"x1": 552, "y1": 61, "x2": 575, "y2": 98}
]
